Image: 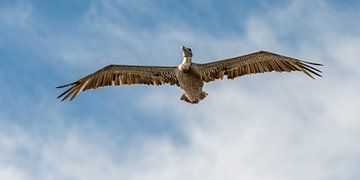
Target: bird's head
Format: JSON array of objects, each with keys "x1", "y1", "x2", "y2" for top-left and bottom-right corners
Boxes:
[{"x1": 181, "y1": 46, "x2": 193, "y2": 58}]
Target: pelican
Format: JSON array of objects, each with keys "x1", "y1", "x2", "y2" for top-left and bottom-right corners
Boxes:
[{"x1": 57, "y1": 46, "x2": 322, "y2": 104}]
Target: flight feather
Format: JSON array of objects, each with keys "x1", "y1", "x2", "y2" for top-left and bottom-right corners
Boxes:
[
  {"x1": 56, "y1": 65, "x2": 178, "y2": 101},
  {"x1": 198, "y1": 51, "x2": 322, "y2": 82}
]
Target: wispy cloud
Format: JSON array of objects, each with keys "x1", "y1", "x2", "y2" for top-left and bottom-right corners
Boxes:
[{"x1": 0, "y1": 0, "x2": 359, "y2": 180}]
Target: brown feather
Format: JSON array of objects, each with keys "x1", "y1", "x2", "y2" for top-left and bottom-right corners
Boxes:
[
  {"x1": 198, "y1": 51, "x2": 322, "y2": 82},
  {"x1": 57, "y1": 65, "x2": 178, "y2": 101}
]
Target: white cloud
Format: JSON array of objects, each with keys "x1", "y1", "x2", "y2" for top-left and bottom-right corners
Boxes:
[
  {"x1": 0, "y1": 166, "x2": 27, "y2": 180},
  {"x1": 1, "y1": 0, "x2": 360, "y2": 180}
]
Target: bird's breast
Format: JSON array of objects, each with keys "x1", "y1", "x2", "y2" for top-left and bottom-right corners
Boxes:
[{"x1": 176, "y1": 64, "x2": 203, "y2": 93}]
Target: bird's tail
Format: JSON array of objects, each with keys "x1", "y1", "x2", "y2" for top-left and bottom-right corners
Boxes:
[
  {"x1": 199, "y1": 91, "x2": 208, "y2": 100},
  {"x1": 180, "y1": 91, "x2": 208, "y2": 104},
  {"x1": 180, "y1": 94, "x2": 192, "y2": 103}
]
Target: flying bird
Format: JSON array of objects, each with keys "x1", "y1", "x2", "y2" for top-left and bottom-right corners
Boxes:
[{"x1": 57, "y1": 46, "x2": 322, "y2": 104}]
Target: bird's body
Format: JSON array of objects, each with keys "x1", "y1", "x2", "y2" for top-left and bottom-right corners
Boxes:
[
  {"x1": 176, "y1": 62, "x2": 206, "y2": 103},
  {"x1": 57, "y1": 46, "x2": 322, "y2": 104}
]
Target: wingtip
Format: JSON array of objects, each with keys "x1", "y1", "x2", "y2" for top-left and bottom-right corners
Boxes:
[
  {"x1": 56, "y1": 82, "x2": 76, "y2": 88},
  {"x1": 56, "y1": 84, "x2": 67, "y2": 88},
  {"x1": 307, "y1": 70, "x2": 323, "y2": 79},
  {"x1": 307, "y1": 62, "x2": 323, "y2": 66},
  {"x1": 316, "y1": 73, "x2": 323, "y2": 78},
  {"x1": 56, "y1": 93, "x2": 67, "y2": 101},
  {"x1": 56, "y1": 83, "x2": 79, "y2": 102}
]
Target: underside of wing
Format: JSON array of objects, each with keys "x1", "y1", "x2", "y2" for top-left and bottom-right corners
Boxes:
[
  {"x1": 56, "y1": 65, "x2": 178, "y2": 101},
  {"x1": 198, "y1": 51, "x2": 323, "y2": 82}
]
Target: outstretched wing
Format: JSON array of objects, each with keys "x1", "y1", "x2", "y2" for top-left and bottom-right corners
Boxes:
[
  {"x1": 198, "y1": 51, "x2": 322, "y2": 82},
  {"x1": 57, "y1": 65, "x2": 178, "y2": 101}
]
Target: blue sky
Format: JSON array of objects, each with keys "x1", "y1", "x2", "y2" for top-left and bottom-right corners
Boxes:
[{"x1": 1, "y1": 0, "x2": 360, "y2": 179}]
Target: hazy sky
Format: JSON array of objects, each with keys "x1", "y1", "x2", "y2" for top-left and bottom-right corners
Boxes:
[{"x1": 1, "y1": 0, "x2": 359, "y2": 180}]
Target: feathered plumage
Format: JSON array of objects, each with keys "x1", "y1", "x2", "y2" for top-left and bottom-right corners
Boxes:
[
  {"x1": 57, "y1": 47, "x2": 322, "y2": 103},
  {"x1": 56, "y1": 65, "x2": 178, "y2": 101},
  {"x1": 199, "y1": 51, "x2": 322, "y2": 82}
]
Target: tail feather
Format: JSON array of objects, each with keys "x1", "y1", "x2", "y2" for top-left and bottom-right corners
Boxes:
[
  {"x1": 200, "y1": 91, "x2": 208, "y2": 100},
  {"x1": 180, "y1": 94, "x2": 192, "y2": 103},
  {"x1": 180, "y1": 91, "x2": 208, "y2": 104}
]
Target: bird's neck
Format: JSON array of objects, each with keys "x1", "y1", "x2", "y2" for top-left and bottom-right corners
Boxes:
[
  {"x1": 179, "y1": 57, "x2": 192, "y2": 71},
  {"x1": 182, "y1": 57, "x2": 192, "y2": 64}
]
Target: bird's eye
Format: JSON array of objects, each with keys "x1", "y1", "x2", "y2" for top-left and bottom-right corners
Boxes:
[{"x1": 189, "y1": 48, "x2": 192, "y2": 52}]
